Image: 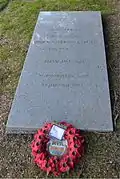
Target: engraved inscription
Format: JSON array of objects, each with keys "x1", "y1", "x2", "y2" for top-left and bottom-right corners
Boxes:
[
  {"x1": 48, "y1": 34, "x2": 81, "y2": 39},
  {"x1": 42, "y1": 83, "x2": 83, "y2": 88},
  {"x1": 34, "y1": 39, "x2": 97, "y2": 45},
  {"x1": 44, "y1": 59, "x2": 86, "y2": 64},
  {"x1": 34, "y1": 25, "x2": 93, "y2": 89},
  {"x1": 39, "y1": 47, "x2": 69, "y2": 51},
  {"x1": 49, "y1": 28, "x2": 81, "y2": 31},
  {"x1": 44, "y1": 59, "x2": 71, "y2": 64},
  {"x1": 37, "y1": 73, "x2": 88, "y2": 79}
]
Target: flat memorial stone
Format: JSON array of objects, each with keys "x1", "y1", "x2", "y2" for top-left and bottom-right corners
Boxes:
[{"x1": 6, "y1": 11, "x2": 113, "y2": 133}]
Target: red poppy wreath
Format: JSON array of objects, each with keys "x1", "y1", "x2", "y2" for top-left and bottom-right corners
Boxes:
[{"x1": 31, "y1": 122, "x2": 84, "y2": 176}]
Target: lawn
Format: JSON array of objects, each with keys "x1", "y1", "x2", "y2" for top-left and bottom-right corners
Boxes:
[{"x1": 0, "y1": 0, "x2": 120, "y2": 178}]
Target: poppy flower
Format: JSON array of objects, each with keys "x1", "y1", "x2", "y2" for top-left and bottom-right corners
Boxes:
[
  {"x1": 44, "y1": 123, "x2": 53, "y2": 131},
  {"x1": 48, "y1": 158, "x2": 55, "y2": 168},
  {"x1": 46, "y1": 166, "x2": 52, "y2": 175},
  {"x1": 69, "y1": 148, "x2": 82, "y2": 162},
  {"x1": 74, "y1": 134, "x2": 84, "y2": 141},
  {"x1": 67, "y1": 157, "x2": 74, "y2": 169},
  {"x1": 66, "y1": 127, "x2": 77, "y2": 136},
  {"x1": 41, "y1": 161, "x2": 53, "y2": 174},
  {"x1": 33, "y1": 133, "x2": 39, "y2": 140},
  {"x1": 31, "y1": 144, "x2": 39, "y2": 153},
  {"x1": 34, "y1": 152, "x2": 46, "y2": 163},
  {"x1": 37, "y1": 130, "x2": 46, "y2": 137},
  {"x1": 39, "y1": 159, "x2": 47, "y2": 170},
  {"x1": 59, "y1": 162, "x2": 70, "y2": 172},
  {"x1": 59, "y1": 156, "x2": 70, "y2": 172}
]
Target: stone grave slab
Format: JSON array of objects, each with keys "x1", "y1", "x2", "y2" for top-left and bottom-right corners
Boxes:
[{"x1": 6, "y1": 11, "x2": 113, "y2": 133}]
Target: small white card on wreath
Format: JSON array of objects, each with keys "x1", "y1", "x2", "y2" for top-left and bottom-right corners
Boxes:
[{"x1": 49, "y1": 125, "x2": 65, "y2": 140}]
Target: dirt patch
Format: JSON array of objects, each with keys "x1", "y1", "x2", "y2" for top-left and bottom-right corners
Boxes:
[
  {"x1": 103, "y1": 13, "x2": 120, "y2": 129},
  {"x1": 0, "y1": 94, "x2": 12, "y2": 140}
]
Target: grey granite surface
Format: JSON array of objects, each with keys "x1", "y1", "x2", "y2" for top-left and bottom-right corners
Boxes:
[{"x1": 6, "y1": 11, "x2": 113, "y2": 133}]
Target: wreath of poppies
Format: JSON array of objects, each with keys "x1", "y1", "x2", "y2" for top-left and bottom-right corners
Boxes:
[{"x1": 31, "y1": 122, "x2": 84, "y2": 176}]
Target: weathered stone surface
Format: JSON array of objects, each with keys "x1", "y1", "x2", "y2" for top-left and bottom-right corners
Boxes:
[{"x1": 6, "y1": 11, "x2": 113, "y2": 133}]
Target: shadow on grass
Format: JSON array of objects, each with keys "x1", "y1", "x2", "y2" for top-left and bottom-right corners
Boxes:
[{"x1": 0, "y1": 0, "x2": 10, "y2": 11}]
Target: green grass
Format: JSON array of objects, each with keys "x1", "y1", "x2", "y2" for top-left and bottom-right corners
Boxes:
[{"x1": 0, "y1": 0, "x2": 8, "y2": 11}]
